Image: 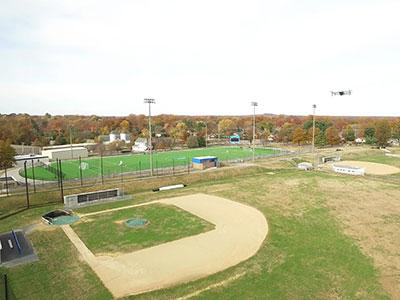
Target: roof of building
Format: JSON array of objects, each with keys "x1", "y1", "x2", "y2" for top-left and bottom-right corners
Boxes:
[
  {"x1": 333, "y1": 164, "x2": 364, "y2": 170},
  {"x1": 42, "y1": 147, "x2": 88, "y2": 153}
]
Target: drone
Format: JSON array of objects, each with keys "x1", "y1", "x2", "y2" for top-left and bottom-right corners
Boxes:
[{"x1": 331, "y1": 90, "x2": 352, "y2": 96}]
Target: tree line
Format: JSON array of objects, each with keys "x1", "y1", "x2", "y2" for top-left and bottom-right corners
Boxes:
[{"x1": 0, "y1": 113, "x2": 399, "y2": 149}]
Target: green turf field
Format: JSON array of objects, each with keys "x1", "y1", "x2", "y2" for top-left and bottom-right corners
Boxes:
[
  {"x1": 23, "y1": 146, "x2": 280, "y2": 181},
  {"x1": 71, "y1": 204, "x2": 214, "y2": 255}
]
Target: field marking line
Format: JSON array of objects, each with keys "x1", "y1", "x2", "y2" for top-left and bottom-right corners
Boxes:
[{"x1": 175, "y1": 272, "x2": 246, "y2": 300}]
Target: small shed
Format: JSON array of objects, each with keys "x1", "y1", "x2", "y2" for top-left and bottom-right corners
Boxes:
[
  {"x1": 297, "y1": 162, "x2": 313, "y2": 171},
  {"x1": 192, "y1": 156, "x2": 218, "y2": 170}
]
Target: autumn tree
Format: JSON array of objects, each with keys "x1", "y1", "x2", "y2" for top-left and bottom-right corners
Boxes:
[
  {"x1": 119, "y1": 120, "x2": 130, "y2": 132},
  {"x1": 277, "y1": 123, "x2": 294, "y2": 143},
  {"x1": 392, "y1": 121, "x2": 400, "y2": 141},
  {"x1": 344, "y1": 125, "x2": 355, "y2": 142},
  {"x1": 292, "y1": 127, "x2": 305, "y2": 145},
  {"x1": 375, "y1": 120, "x2": 391, "y2": 146},
  {"x1": 175, "y1": 122, "x2": 189, "y2": 141},
  {"x1": 218, "y1": 119, "x2": 236, "y2": 137},
  {"x1": 187, "y1": 136, "x2": 199, "y2": 148},
  {"x1": 325, "y1": 126, "x2": 341, "y2": 145},
  {"x1": 364, "y1": 127, "x2": 377, "y2": 144},
  {"x1": 0, "y1": 140, "x2": 16, "y2": 169}
]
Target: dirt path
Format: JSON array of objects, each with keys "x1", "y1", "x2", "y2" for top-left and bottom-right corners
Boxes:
[
  {"x1": 325, "y1": 160, "x2": 400, "y2": 175},
  {"x1": 62, "y1": 193, "x2": 268, "y2": 298}
]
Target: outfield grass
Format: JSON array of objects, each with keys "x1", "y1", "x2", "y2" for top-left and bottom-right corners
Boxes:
[
  {"x1": 0, "y1": 152, "x2": 393, "y2": 299},
  {"x1": 23, "y1": 146, "x2": 280, "y2": 181},
  {"x1": 0, "y1": 229, "x2": 111, "y2": 300},
  {"x1": 71, "y1": 204, "x2": 214, "y2": 255}
]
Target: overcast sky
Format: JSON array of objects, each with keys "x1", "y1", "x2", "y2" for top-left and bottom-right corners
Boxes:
[{"x1": 1, "y1": 0, "x2": 400, "y2": 117}]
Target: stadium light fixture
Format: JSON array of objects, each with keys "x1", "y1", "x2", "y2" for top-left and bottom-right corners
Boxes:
[{"x1": 144, "y1": 98, "x2": 156, "y2": 176}]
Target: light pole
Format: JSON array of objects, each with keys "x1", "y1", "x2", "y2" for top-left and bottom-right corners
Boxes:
[
  {"x1": 312, "y1": 104, "x2": 317, "y2": 166},
  {"x1": 69, "y1": 126, "x2": 73, "y2": 159},
  {"x1": 251, "y1": 101, "x2": 258, "y2": 162},
  {"x1": 144, "y1": 98, "x2": 155, "y2": 176},
  {"x1": 205, "y1": 122, "x2": 208, "y2": 148}
]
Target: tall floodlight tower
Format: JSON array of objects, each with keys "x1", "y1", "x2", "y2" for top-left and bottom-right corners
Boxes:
[
  {"x1": 144, "y1": 98, "x2": 155, "y2": 176},
  {"x1": 312, "y1": 104, "x2": 317, "y2": 166},
  {"x1": 251, "y1": 101, "x2": 258, "y2": 162}
]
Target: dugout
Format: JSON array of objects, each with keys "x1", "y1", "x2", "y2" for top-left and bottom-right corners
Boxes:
[{"x1": 192, "y1": 156, "x2": 218, "y2": 170}]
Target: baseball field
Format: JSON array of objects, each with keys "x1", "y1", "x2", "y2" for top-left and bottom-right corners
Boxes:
[{"x1": 1, "y1": 146, "x2": 399, "y2": 299}]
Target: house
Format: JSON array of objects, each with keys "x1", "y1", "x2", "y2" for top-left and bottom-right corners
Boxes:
[
  {"x1": 388, "y1": 139, "x2": 400, "y2": 146},
  {"x1": 355, "y1": 137, "x2": 365, "y2": 144},
  {"x1": 103, "y1": 132, "x2": 131, "y2": 144},
  {"x1": 132, "y1": 138, "x2": 149, "y2": 152}
]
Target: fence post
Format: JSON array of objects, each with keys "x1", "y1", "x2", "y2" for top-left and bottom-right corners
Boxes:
[
  {"x1": 23, "y1": 161, "x2": 30, "y2": 209},
  {"x1": 139, "y1": 160, "x2": 142, "y2": 177},
  {"x1": 31, "y1": 159, "x2": 36, "y2": 193},
  {"x1": 187, "y1": 157, "x2": 190, "y2": 174},
  {"x1": 59, "y1": 160, "x2": 64, "y2": 204},
  {"x1": 56, "y1": 158, "x2": 60, "y2": 188},
  {"x1": 79, "y1": 156, "x2": 83, "y2": 186},
  {"x1": 4, "y1": 167, "x2": 9, "y2": 197},
  {"x1": 4, "y1": 274, "x2": 9, "y2": 300},
  {"x1": 172, "y1": 158, "x2": 175, "y2": 175},
  {"x1": 100, "y1": 153, "x2": 104, "y2": 185}
]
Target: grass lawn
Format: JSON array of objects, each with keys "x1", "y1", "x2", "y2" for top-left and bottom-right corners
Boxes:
[
  {"x1": 22, "y1": 146, "x2": 280, "y2": 181},
  {"x1": 0, "y1": 229, "x2": 111, "y2": 300},
  {"x1": 71, "y1": 204, "x2": 215, "y2": 255},
  {"x1": 1, "y1": 150, "x2": 395, "y2": 299}
]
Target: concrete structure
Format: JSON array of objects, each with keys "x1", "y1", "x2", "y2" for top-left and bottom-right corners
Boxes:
[
  {"x1": 297, "y1": 162, "x2": 313, "y2": 170},
  {"x1": 14, "y1": 154, "x2": 49, "y2": 167},
  {"x1": 333, "y1": 164, "x2": 365, "y2": 176},
  {"x1": 42, "y1": 143, "x2": 96, "y2": 152},
  {"x1": 42, "y1": 147, "x2": 88, "y2": 161},
  {"x1": 12, "y1": 144, "x2": 41, "y2": 155},
  {"x1": 132, "y1": 137, "x2": 148, "y2": 152},
  {"x1": 64, "y1": 188, "x2": 121, "y2": 208},
  {"x1": 192, "y1": 156, "x2": 218, "y2": 170},
  {"x1": 321, "y1": 156, "x2": 341, "y2": 163}
]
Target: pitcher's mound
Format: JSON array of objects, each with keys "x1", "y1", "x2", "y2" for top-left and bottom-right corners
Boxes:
[{"x1": 339, "y1": 161, "x2": 400, "y2": 175}]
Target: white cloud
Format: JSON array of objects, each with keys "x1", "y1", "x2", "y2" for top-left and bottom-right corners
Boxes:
[{"x1": 0, "y1": 0, "x2": 400, "y2": 116}]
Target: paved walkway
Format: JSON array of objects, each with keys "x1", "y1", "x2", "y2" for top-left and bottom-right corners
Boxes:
[{"x1": 62, "y1": 193, "x2": 268, "y2": 298}]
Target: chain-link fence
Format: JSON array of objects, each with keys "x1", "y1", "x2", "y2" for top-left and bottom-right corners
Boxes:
[{"x1": 0, "y1": 147, "x2": 301, "y2": 199}]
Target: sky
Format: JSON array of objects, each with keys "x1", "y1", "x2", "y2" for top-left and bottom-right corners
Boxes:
[{"x1": 1, "y1": 0, "x2": 400, "y2": 117}]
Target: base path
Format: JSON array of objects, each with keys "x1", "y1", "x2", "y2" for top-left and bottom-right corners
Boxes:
[{"x1": 62, "y1": 193, "x2": 268, "y2": 298}]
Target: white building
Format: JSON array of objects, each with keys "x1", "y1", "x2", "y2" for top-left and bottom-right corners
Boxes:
[
  {"x1": 107, "y1": 132, "x2": 131, "y2": 144},
  {"x1": 355, "y1": 138, "x2": 366, "y2": 144},
  {"x1": 132, "y1": 137, "x2": 148, "y2": 152},
  {"x1": 297, "y1": 162, "x2": 313, "y2": 170},
  {"x1": 333, "y1": 164, "x2": 365, "y2": 176},
  {"x1": 42, "y1": 147, "x2": 88, "y2": 161}
]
